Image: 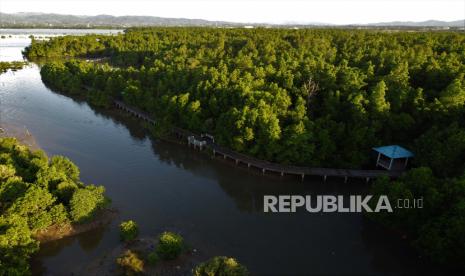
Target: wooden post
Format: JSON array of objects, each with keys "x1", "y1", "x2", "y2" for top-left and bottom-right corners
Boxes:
[
  {"x1": 281, "y1": 171, "x2": 284, "y2": 177},
  {"x1": 324, "y1": 175, "x2": 327, "y2": 182},
  {"x1": 404, "y1": 158, "x2": 409, "y2": 168},
  {"x1": 376, "y1": 152, "x2": 381, "y2": 167},
  {"x1": 301, "y1": 174, "x2": 305, "y2": 181},
  {"x1": 366, "y1": 177, "x2": 370, "y2": 183},
  {"x1": 344, "y1": 176, "x2": 348, "y2": 183},
  {"x1": 262, "y1": 168, "x2": 266, "y2": 175},
  {"x1": 388, "y1": 158, "x2": 394, "y2": 170}
]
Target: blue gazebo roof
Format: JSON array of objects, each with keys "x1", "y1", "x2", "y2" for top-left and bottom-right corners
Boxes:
[{"x1": 373, "y1": 145, "x2": 414, "y2": 159}]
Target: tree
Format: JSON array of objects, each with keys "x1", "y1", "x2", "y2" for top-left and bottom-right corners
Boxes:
[
  {"x1": 0, "y1": 215, "x2": 39, "y2": 276},
  {"x1": 69, "y1": 185, "x2": 108, "y2": 223},
  {"x1": 156, "y1": 232, "x2": 184, "y2": 260},
  {"x1": 50, "y1": 156, "x2": 80, "y2": 182},
  {"x1": 193, "y1": 256, "x2": 249, "y2": 276},
  {"x1": 439, "y1": 78, "x2": 465, "y2": 108},
  {"x1": 414, "y1": 123, "x2": 465, "y2": 178},
  {"x1": 369, "y1": 80, "x2": 390, "y2": 113},
  {"x1": 120, "y1": 220, "x2": 139, "y2": 242},
  {"x1": 116, "y1": 250, "x2": 144, "y2": 275},
  {"x1": 7, "y1": 185, "x2": 56, "y2": 231}
]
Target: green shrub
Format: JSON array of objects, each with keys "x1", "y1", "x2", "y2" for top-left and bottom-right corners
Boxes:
[
  {"x1": 193, "y1": 256, "x2": 249, "y2": 276},
  {"x1": 0, "y1": 164, "x2": 16, "y2": 181},
  {"x1": 116, "y1": 250, "x2": 144, "y2": 275},
  {"x1": 29, "y1": 211, "x2": 53, "y2": 231},
  {"x1": 0, "y1": 178, "x2": 28, "y2": 208},
  {"x1": 146, "y1": 252, "x2": 159, "y2": 266},
  {"x1": 0, "y1": 214, "x2": 39, "y2": 276},
  {"x1": 120, "y1": 220, "x2": 139, "y2": 242},
  {"x1": 69, "y1": 185, "x2": 108, "y2": 223},
  {"x1": 50, "y1": 156, "x2": 80, "y2": 181},
  {"x1": 156, "y1": 231, "x2": 184, "y2": 260},
  {"x1": 55, "y1": 181, "x2": 78, "y2": 203},
  {"x1": 49, "y1": 203, "x2": 69, "y2": 225},
  {"x1": 7, "y1": 185, "x2": 55, "y2": 231}
]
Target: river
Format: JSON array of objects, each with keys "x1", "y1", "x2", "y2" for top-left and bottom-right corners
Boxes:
[{"x1": 0, "y1": 29, "x2": 439, "y2": 275}]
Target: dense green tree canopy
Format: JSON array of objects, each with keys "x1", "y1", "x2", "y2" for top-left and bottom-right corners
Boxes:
[
  {"x1": 0, "y1": 138, "x2": 108, "y2": 274},
  {"x1": 28, "y1": 28, "x2": 465, "y2": 170}
]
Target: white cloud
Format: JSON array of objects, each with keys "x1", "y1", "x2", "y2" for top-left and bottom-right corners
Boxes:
[{"x1": 1, "y1": 0, "x2": 464, "y2": 24}]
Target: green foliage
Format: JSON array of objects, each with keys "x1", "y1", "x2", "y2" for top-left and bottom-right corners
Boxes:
[
  {"x1": 439, "y1": 78, "x2": 465, "y2": 108},
  {"x1": 156, "y1": 231, "x2": 184, "y2": 260},
  {"x1": 146, "y1": 251, "x2": 159, "y2": 266},
  {"x1": 69, "y1": 185, "x2": 108, "y2": 223},
  {"x1": 0, "y1": 138, "x2": 108, "y2": 274},
  {"x1": 413, "y1": 123, "x2": 465, "y2": 178},
  {"x1": 116, "y1": 250, "x2": 144, "y2": 276},
  {"x1": 119, "y1": 220, "x2": 139, "y2": 242},
  {"x1": 193, "y1": 256, "x2": 249, "y2": 276},
  {"x1": 0, "y1": 215, "x2": 39, "y2": 276},
  {"x1": 0, "y1": 61, "x2": 27, "y2": 74},
  {"x1": 370, "y1": 168, "x2": 465, "y2": 267},
  {"x1": 34, "y1": 28, "x2": 465, "y2": 170},
  {"x1": 54, "y1": 181, "x2": 79, "y2": 204},
  {"x1": 50, "y1": 156, "x2": 80, "y2": 182},
  {"x1": 369, "y1": 80, "x2": 390, "y2": 113},
  {"x1": 7, "y1": 185, "x2": 56, "y2": 231}
]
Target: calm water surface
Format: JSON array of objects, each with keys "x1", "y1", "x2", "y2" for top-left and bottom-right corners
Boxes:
[{"x1": 0, "y1": 31, "x2": 438, "y2": 275}]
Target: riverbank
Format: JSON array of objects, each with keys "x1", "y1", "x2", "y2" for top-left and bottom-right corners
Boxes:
[{"x1": 34, "y1": 208, "x2": 118, "y2": 243}]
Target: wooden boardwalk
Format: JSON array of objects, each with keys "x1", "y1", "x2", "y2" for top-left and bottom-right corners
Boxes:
[
  {"x1": 114, "y1": 100, "x2": 156, "y2": 125},
  {"x1": 114, "y1": 100, "x2": 404, "y2": 182},
  {"x1": 207, "y1": 143, "x2": 403, "y2": 181}
]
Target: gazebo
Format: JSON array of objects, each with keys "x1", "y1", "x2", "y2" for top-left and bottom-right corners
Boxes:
[{"x1": 373, "y1": 145, "x2": 414, "y2": 171}]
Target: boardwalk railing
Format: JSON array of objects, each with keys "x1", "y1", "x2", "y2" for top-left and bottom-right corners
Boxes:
[
  {"x1": 114, "y1": 100, "x2": 156, "y2": 125},
  {"x1": 113, "y1": 99, "x2": 404, "y2": 182}
]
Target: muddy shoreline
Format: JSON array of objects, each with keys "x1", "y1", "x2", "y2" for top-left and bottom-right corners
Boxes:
[
  {"x1": 0, "y1": 122, "x2": 39, "y2": 150},
  {"x1": 34, "y1": 208, "x2": 118, "y2": 244},
  {"x1": 83, "y1": 236, "x2": 206, "y2": 276}
]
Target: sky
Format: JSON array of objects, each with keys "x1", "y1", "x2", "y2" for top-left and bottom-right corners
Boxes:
[{"x1": 0, "y1": 0, "x2": 464, "y2": 25}]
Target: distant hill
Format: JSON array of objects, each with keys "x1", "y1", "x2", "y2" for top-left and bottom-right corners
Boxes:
[
  {"x1": 365, "y1": 19, "x2": 465, "y2": 27},
  {"x1": 0, "y1": 12, "x2": 236, "y2": 28},
  {"x1": 0, "y1": 12, "x2": 464, "y2": 29}
]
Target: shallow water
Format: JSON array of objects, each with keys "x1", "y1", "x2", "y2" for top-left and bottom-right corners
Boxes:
[{"x1": 0, "y1": 31, "x2": 439, "y2": 275}]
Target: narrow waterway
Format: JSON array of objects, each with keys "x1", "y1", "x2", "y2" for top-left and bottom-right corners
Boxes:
[{"x1": 0, "y1": 31, "x2": 438, "y2": 275}]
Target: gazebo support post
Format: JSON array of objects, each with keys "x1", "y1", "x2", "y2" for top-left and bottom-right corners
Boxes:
[
  {"x1": 404, "y1": 158, "x2": 409, "y2": 168},
  {"x1": 376, "y1": 152, "x2": 381, "y2": 167},
  {"x1": 388, "y1": 158, "x2": 394, "y2": 170}
]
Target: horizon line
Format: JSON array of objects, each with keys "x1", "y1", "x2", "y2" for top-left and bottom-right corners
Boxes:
[{"x1": 2, "y1": 12, "x2": 465, "y2": 26}]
